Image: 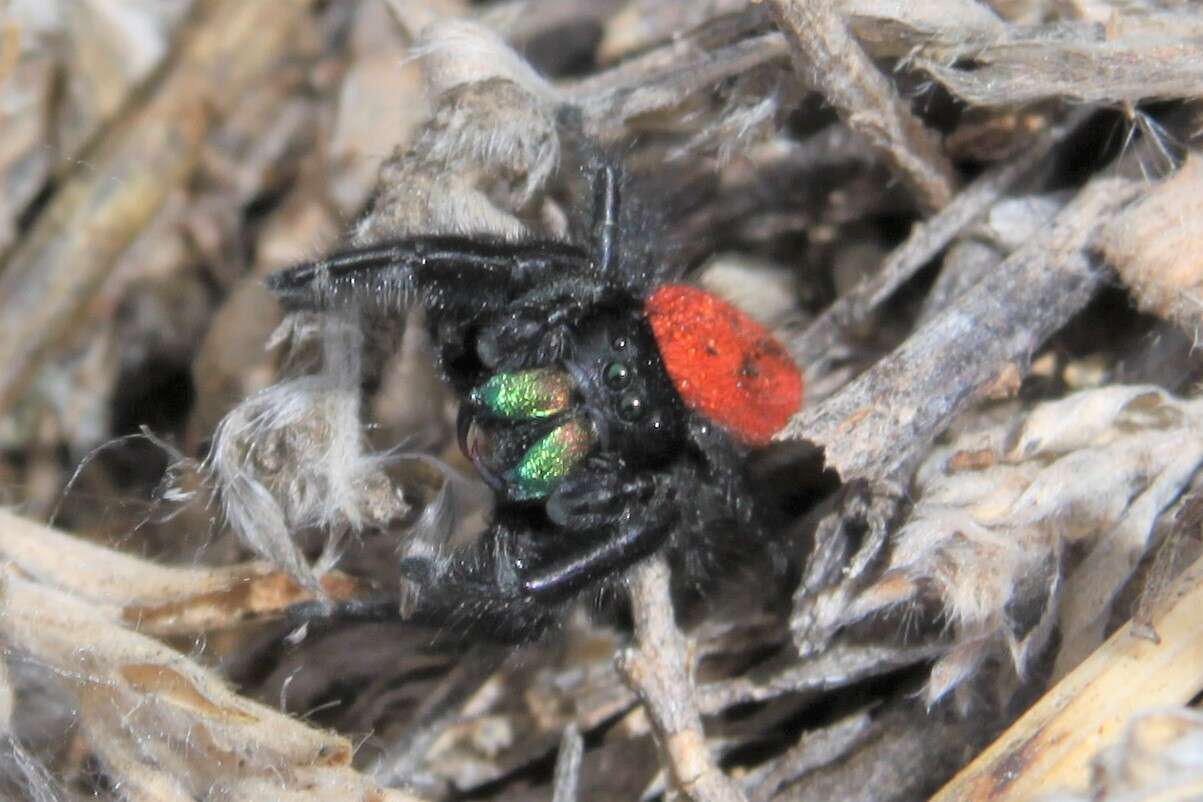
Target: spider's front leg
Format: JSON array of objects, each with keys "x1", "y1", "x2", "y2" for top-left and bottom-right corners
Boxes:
[
  {"x1": 395, "y1": 458, "x2": 678, "y2": 641},
  {"x1": 266, "y1": 163, "x2": 624, "y2": 318}
]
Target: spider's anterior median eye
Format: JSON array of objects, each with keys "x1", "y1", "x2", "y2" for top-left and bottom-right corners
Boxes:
[
  {"x1": 619, "y1": 393, "x2": 645, "y2": 421},
  {"x1": 604, "y1": 361, "x2": 631, "y2": 389}
]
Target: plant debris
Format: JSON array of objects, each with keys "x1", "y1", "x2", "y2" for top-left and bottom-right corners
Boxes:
[{"x1": 1, "y1": 1, "x2": 1203, "y2": 801}]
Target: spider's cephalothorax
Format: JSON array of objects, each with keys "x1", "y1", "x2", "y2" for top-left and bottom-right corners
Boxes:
[{"x1": 268, "y1": 165, "x2": 803, "y2": 641}]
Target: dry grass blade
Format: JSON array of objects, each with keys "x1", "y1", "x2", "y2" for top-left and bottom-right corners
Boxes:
[
  {"x1": 930, "y1": 551, "x2": 1203, "y2": 801},
  {"x1": 1100, "y1": 154, "x2": 1203, "y2": 346},
  {"x1": 0, "y1": 509, "x2": 356, "y2": 634},
  {"x1": 0, "y1": 553, "x2": 428, "y2": 801},
  {"x1": 0, "y1": 0, "x2": 319, "y2": 418}
]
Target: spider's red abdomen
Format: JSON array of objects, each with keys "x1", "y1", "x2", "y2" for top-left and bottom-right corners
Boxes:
[{"x1": 645, "y1": 285, "x2": 802, "y2": 447}]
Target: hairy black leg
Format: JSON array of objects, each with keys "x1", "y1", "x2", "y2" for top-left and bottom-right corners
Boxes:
[
  {"x1": 393, "y1": 502, "x2": 674, "y2": 640},
  {"x1": 269, "y1": 157, "x2": 622, "y2": 305},
  {"x1": 470, "y1": 163, "x2": 629, "y2": 364},
  {"x1": 591, "y1": 162, "x2": 619, "y2": 274},
  {"x1": 266, "y1": 236, "x2": 591, "y2": 314},
  {"x1": 268, "y1": 161, "x2": 623, "y2": 315},
  {"x1": 519, "y1": 461, "x2": 675, "y2": 602},
  {"x1": 286, "y1": 587, "x2": 549, "y2": 644},
  {"x1": 285, "y1": 528, "x2": 556, "y2": 644},
  {"x1": 520, "y1": 505, "x2": 673, "y2": 601},
  {"x1": 316, "y1": 466, "x2": 676, "y2": 642},
  {"x1": 397, "y1": 505, "x2": 673, "y2": 640},
  {"x1": 287, "y1": 595, "x2": 411, "y2": 628},
  {"x1": 545, "y1": 457, "x2": 655, "y2": 529}
]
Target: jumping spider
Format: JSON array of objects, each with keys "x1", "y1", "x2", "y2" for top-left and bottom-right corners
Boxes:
[{"x1": 269, "y1": 163, "x2": 803, "y2": 642}]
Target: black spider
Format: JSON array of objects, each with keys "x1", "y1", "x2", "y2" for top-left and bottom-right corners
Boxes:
[{"x1": 268, "y1": 163, "x2": 803, "y2": 642}]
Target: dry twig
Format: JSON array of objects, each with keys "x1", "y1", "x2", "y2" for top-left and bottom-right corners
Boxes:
[
  {"x1": 569, "y1": 31, "x2": 788, "y2": 138},
  {"x1": 371, "y1": 646, "x2": 509, "y2": 786},
  {"x1": 551, "y1": 723, "x2": 584, "y2": 802},
  {"x1": 791, "y1": 112, "x2": 1085, "y2": 366},
  {"x1": 917, "y1": 15, "x2": 1203, "y2": 106},
  {"x1": 776, "y1": 699, "x2": 985, "y2": 802},
  {"x1": 697, "y1": 641, "x2": 943, "y2": 715},
  {"x1": 617, "y1": 556, "x2": 747, "y2": 802},
  {"x1": 781, "y1": 176, "x2": 1144, "y2": 482},
  {"x1": 744, "y1": 709, "x2": 872, "y2": 802},
  {"x1": 766, "y1": 0, "x2": 957, "y2": 211}
]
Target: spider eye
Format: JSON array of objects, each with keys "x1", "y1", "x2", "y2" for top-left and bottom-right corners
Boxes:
[
  {"x1": 619, "y1": 393, "x2": 645, "y2": 421},
  {"x1": 612, "y1": 335, "x2": 629, "y2": 351},
  {"x1": 604, "y1": 361, "x2": 631, "y2": 390}
]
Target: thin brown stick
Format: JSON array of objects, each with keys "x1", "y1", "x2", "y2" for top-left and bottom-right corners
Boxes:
[
  {"x1": 779, "y1": 176, "x2": 1143, "y2": 482},
  {"x1": 551, "y1": 723, "x2": 584, "y2": 802},
  {"x1": 696, "y1": 642, "x2": 943, "y2": 715},
  {"x1": 371, "y1": 646, "x2": 509, "y2": 786},
  {"x1": 791, "y1": 112, "x2": 1085, "y2": 366},
  {"x1": 569, "y1": 32, "x2": 789, "y2": 138},
  {"x1": 746, "y1": 709, "x2": 872, "y2": 802},
  {"x1": 765, "y1": 0, "x2": 957, "y2": 211},
  {"x1": 617, "y1": 556, "x2": 748, "y2": 802},
  {"x1": 0, "y1": 0, "x2": 319, "y2": 417},
  {"x1": 775, "y1": 699, "x2": 989, "y2": 802}
]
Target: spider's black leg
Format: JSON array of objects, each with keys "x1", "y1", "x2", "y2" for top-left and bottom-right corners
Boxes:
[
  {"x1": 284, "y1": 519, "x2": 554, "y2": 643},
  {"x1": 512, "y1": 459, "x2": 678, "y2": 603},
  {"x1": 284, "y1": 505, "x2": 670, "y2": 643},
  {"x1": 266, "y1": 236, "x2": 592, "y2": 314},
  {"x1": 420, "y1": 506, "x2": 673, "y2": 641},
  {"x1": 519, "y1": 503, "x2": 672, "y2": 601},
  {"x1": 268, "y1": 159, "x2": 628, "y2": 316},
  {"x1": 322, "y1": 461, "x2": 676, "y2": 642},
  {"x1": 591, "y1": 162, "x2": 619, "y2": 275},
  {"x1": 485, "y1": 163, "x2": 625, "y2": 334}
]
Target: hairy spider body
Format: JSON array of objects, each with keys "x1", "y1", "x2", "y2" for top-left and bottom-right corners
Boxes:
[{"x1": 269, "y1": 165, "x2": 802, "y2": 641}]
